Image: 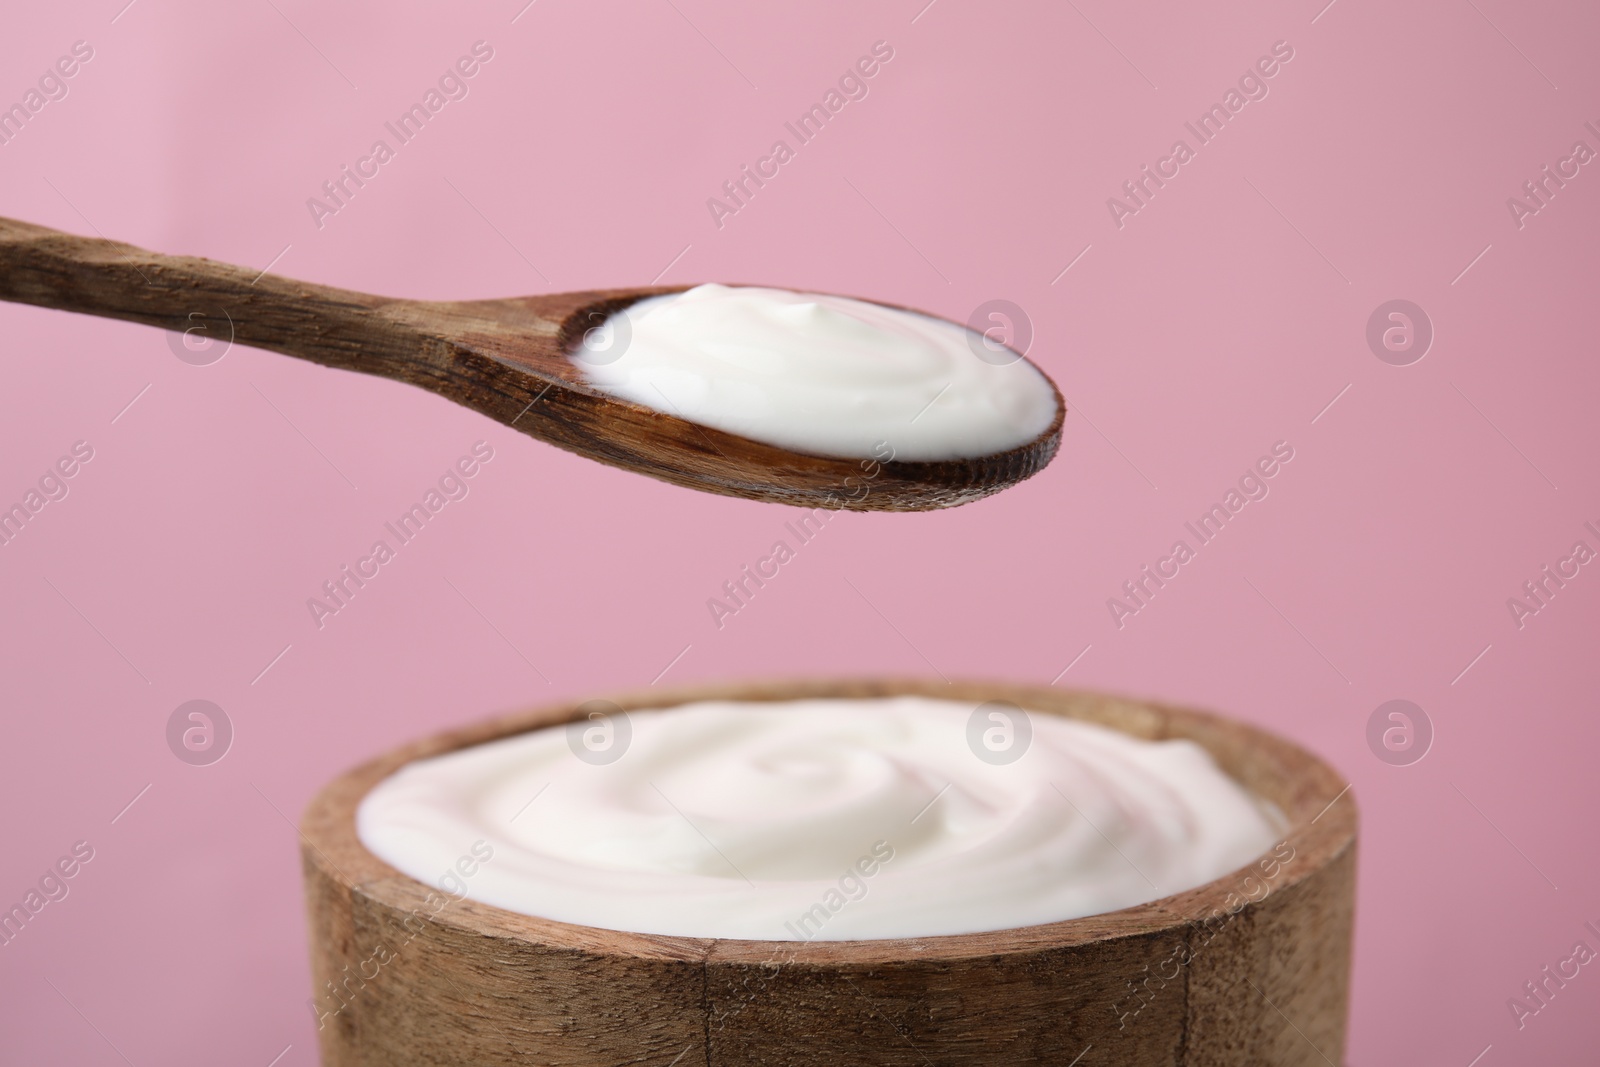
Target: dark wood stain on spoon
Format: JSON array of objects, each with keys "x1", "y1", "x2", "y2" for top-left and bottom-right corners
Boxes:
[{"x1": 0, "y1": 216, "x2": 1063, "y2": 510}]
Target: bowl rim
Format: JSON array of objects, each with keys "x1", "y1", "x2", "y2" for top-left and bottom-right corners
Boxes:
[{"x1": 299, "y1": 676, "x2": 1357, "y2": 967}]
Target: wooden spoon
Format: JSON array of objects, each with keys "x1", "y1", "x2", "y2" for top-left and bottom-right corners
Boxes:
[{"x1": 0, "y1": 216, "x2": 1062, "y2": 511}]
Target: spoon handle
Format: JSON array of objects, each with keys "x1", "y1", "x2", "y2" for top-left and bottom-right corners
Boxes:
[{"x1": 0, "y1": 214, "x2": 410, "y2": 374}]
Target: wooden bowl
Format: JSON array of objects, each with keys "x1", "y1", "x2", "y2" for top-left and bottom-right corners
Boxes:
[{"x1": 300, "y1": 679, "x2": 1356, "y2": 1066}]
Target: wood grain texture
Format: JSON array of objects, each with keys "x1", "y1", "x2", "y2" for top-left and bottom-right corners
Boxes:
[
  {"x1": 300, "y1": 679, "x2": 1356, "y2": 1066},
  {"x1": 0, "y1": 216, "x2": 1062, "y2": 511}
]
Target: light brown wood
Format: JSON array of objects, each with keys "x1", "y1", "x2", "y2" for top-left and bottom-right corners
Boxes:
[
  {"x1": 0, "y1": 216, "x2": 1062, "y2": 511},
  {"x1": 300, "y1": 679, "x2": 1356, "y2": 1065}
]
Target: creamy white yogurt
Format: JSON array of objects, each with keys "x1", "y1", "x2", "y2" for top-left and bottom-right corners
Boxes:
[
  {"x1": 571, "y1": 284, "x2": 1059, "y2": 461},
  {"x1": 357, "y1": 697, "x2": 1282, "y2": 941}
]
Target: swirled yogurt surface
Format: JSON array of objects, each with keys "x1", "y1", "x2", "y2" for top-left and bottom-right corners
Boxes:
[
  {"x1": 357, "y1": 698, "x2": 1282, "y2": 940},
  {"x1": 571, "y1": 284, "x2": 1059, "y2": 461}
]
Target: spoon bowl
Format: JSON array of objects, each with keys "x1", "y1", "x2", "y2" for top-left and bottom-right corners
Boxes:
[{"x1": 0, "y1": 216, "x2": 1062, "y2": 510}]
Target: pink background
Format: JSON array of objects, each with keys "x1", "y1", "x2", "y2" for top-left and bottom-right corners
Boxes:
[{"x1": 1, "y1": 0, "x2": 1596, "y2": 1063}]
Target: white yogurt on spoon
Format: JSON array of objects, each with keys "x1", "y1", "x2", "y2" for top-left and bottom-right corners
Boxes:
[
  {"x1": 357, "y1": 697, "x2": 1282, "y2": 941},
  {"x1": 572, "y1": 284, "x2": 1059, "y2": 461}
]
